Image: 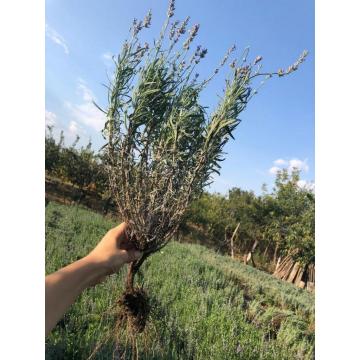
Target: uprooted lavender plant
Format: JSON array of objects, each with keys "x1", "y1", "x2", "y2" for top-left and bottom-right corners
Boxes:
[{"x1": 98, "y1": 0, "x2": 308, "y2": 337}]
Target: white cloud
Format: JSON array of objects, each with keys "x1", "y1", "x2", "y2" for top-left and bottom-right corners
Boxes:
[
  {"x1": 62, "y1": 119, "x2": 89, "y2": 146},
  {"x1": 274, "y1": 158, "x2": 287, "y2": 166},
  {"x1": 64, "y1": 79, "x2": 106, "y2": 132},
  {"x1": 68, "y1": 120, "x2": 79, "y2": 135},
  {"x1": 44, "y1": 108, "x2": 88, "y2": 145},
  {"x1": 269, "y1": 158, "x2": 310, "y2": 176},
  {"x1": 297, "y1": 180, "x2": 315, "y2": 192},
  {"x1": 46, "y1": 24, "x2": 69, "y2": 55},
  {"x1": 77, "y1": 78, "x2": 94, "y2": 102},
  {"x1": 269, "y1": 166, "x2": 281, "y2": 175},
  {"x1": 102, "y1": 52, "x2": 113, "y2": 62},
  {"x1": 64, "y1": 120, "x2": 89, "y2": 143},
  {"x1": 45, "y1": 110, "x2": 57, "y2": 126},
  {"x1": 288, "y1": 158, "x2": 309, "y2": 172}
]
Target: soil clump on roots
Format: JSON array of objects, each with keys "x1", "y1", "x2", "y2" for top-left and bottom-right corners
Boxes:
[{"x1": 117, "y1": 287, "x2": 150, "y2": 334}]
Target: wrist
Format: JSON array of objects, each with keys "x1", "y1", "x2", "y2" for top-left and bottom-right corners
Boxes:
[{"x1": 77, "y1": 256, "x2": 110, "y2": 289}]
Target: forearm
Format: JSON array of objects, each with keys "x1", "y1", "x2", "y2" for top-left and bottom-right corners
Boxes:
[
  {"x1": 45, "y1": 256, "x2": 107, "y2": 336},
  {"x1": 45, "y1": 223, "x2": 141, "y2": 336}
]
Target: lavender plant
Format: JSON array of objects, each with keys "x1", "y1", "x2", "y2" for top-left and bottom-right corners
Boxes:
[{"x1": 99, "y1": 0, "x2": 307, "y2": 334}]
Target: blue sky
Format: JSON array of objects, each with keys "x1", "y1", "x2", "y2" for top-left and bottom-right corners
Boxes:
[{"x1": 45, "y1": 0, "x2": 314, "y2": 195}]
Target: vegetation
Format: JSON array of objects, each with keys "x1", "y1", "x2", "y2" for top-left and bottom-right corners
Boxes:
[
  {"x1": 45, "y1": 126, "x2": 108, "y2": 195},
  {"x1": 183, "y1": 169, "x2": 315, "y2": 269},
  {"x1": 45, "y1": 1, "x2": 313, "y2": 357},
  {"x1": 94, "y1": 0, "x2": 308, "y2": 336},
  {"x1": 46, "y1": 202, "x2": 314, "y2": 359},
  {"x1": 45, "y1": 128, "x2": 314, "y2": 279}
]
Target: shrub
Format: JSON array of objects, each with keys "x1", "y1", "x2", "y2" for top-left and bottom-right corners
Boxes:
[{"x1": 99, "y1": 0, "x2": 308, "y2": 337}]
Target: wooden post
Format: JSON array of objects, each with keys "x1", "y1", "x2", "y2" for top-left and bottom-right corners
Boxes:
[
  {"x1": 273, "y1": 243, "x2": 279, "y2": 265},
  {"x1": 244, "y1": 252, "x2": 251, "y2": 265},
  {"x1": 229, "y1": 223, "x2": 240, "y2": 259},
  {"x1": 287, "y1": 262, "x2": 300, "y2": 283},
  {"x1": 294, "y1": 267, "x2": 304, "y2": 286},
  {"x1": 244, "y1": 239, "x2": 258, "y2": 267},
  {"x1": 230, "y1": 237, "x2": 234, "y2": 259},
  {"x1": 263, "y1": 245, "x2": 269, "y2": 257},
  {"x1": 275, "y1": 257, "x2": 282, "y2": 272},
  {"x1": 306, "y1": 282, "x2": 315, "y2": 293},
  {"x1": 273, "y1": 255, "x2": 293, "y2": 279},
  {"x1": 299, "y1": 281, "x2": 306, "y2": 289}
]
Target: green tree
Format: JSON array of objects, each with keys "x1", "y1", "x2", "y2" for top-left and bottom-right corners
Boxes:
[
  {"x1": 45, "y1": 126, "x2": 62, "y2": 173},
  {"x1": 263, "y1": 169, "x2": 315, "y2": 265},
  {"x1": 58, "y1": 137, "x2": 95, "y2": 190}
]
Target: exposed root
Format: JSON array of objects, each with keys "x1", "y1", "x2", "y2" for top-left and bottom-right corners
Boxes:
[{"x1": 117, "y1": 287, "x2": 150, "y2": 334}]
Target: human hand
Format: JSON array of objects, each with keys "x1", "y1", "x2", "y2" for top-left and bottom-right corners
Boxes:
[
  {"x1": 45, "y1": 222, "x2": 142, "y2": 335},
  {"x1": 86, "y1": 222, "x2": 142, "y2": 279}
]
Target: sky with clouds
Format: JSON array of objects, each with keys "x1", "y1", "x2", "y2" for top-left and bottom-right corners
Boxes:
[{"x1": 45, "y1": 0, "x2": 314, "y2": 194}]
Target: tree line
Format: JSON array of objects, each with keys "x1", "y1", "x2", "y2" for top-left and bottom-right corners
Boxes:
[
  {"x1": 45, "y1": 126, "x2": 108, "y2": 194},
  {"x1": 182, "y1": 169, "x2": 314, "y2": 272}
]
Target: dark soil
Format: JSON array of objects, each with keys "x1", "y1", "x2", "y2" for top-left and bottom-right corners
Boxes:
[{"x1": 117, "y1": 287, "x2": 150, "y2": 334}]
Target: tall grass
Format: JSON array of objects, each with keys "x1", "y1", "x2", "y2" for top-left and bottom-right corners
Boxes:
[{"x1": 46, "y1": 202, "x2": 314, "y2": 359}]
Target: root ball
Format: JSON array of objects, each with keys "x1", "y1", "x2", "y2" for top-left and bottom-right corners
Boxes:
[{"x1": 117, "y1": 287, "x2": 150, "y2": 333}]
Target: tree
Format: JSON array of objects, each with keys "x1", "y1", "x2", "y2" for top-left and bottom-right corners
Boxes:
[
  {"x1": 264, "y1": 168, "x2": 315, "y2": 264},
  {"x1": 45, "y1": 129, "x2": 110, "y2": 196},
  {"x1": 45, "y1": 126, "x2": 62, "y2": 173}
]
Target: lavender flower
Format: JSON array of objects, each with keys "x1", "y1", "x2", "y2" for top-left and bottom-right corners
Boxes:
[
  {"x1": 179, "y1": 60, "x2": 186, "y2": 70},
  {"x1": 199, "y1": 48, "x2": 207, "y2": 58},
  {"x1": 167, "y1": 0, "x2": 175, "y2": 18},
  {"x1": 220, "y1": 45, "x2": 236, "y2": 66},
  {"x1": 191, "y1": 46, "x2": 208, "y2": 64},
  {"x1": 178, "y1": 17, "x2": 190, "y2": 35},
  {"x1": 285, "y1": 50, "x2": 309, "y2": 75},
  {"x1": 169, "y1": 20, "x2": 179, "y2": 40},
  {"x1": 229, "y1": 59, "x2": 237, "y2": 68},
  {"x1": 236, "y1": 65, "x2": 250, "y2": 77},
  {"x1": 183, "y1": 23, "x2": 200, "y2": 50},
  {"x1": 143, "y1": 10, "x2": 152, "y2": 28},
  {"x1": 132, "y1": 19, "x2": 143, "y2": 36}
]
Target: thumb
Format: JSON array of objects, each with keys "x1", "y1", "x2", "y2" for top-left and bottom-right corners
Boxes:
[{"x1": 112, "y1": 222, "x2": 128, "y2": 238}]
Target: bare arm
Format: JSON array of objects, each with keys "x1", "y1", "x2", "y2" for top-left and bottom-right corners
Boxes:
[{"x1": 45, "y1": 223, "x2": 141, "y2": 336}]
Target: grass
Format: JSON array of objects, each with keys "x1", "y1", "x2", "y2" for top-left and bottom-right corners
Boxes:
[{"x1": 46, "y1": 202, "x2": 314, "y2": 359}]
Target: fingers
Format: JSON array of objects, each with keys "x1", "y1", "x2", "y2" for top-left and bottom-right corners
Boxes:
[
  {"x1": 112, "y1": 223, "x2": 139, "y2": 253},
  {"x1": 111, "y1": 222, "x2": 128, "y2": 238}
]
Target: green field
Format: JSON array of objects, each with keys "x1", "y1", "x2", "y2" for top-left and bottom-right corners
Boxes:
[{"x1": 46, "y1": 202, "x2": 315, "y2": 359}]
